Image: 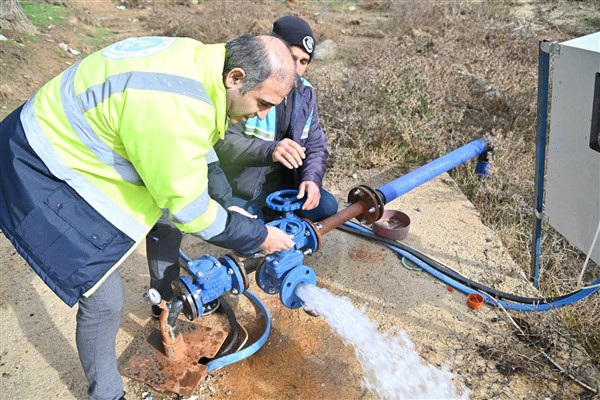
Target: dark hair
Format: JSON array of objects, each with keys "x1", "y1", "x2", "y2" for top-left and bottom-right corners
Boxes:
[{"x1": 224, "y1": 34, "x2": 273, "y2": 95}]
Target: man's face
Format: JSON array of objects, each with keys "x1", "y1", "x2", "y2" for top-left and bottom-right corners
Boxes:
[
  {"x1": 225, "y1": 70, "x2": 290, "y2": 125},
  {"x1": 290, "y1": 45, "x2": 310, "y2": 77}
]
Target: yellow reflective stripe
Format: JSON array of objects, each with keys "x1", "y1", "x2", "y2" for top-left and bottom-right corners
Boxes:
[
  {"x1": 79, "y1": 71, "x2": 213, "y2": 111},
  {"x1": 193, "y1": 205, "x2": 227, "y2": 240},
  {"x1": 174, "y1": 200, "x2": 227, "y2": 239},
  {"x1": 20, "y1": 96, "x2": 147, "y2": 240},
  {"x1": 172, "y1": 189, "x2": 211, "y2": 224},
  {"x1": 61, "y1": 62, "x2": 142, "y2": 184},
  {"x1": 205, "y1": 147, "x2": 219, "y2": 164},
  {"x1": 62, "y1": 63, "x2": 215, "y2": 185}
]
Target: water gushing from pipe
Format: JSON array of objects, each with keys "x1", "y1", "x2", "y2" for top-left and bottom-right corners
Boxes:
[{"x1": 295, "y1": 284, "x2": 470, "y2": 400}]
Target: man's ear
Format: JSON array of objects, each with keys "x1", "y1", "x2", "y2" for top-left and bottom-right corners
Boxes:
[{"x1": 224, "y1": 68, "x2": 246, "y2": 89}]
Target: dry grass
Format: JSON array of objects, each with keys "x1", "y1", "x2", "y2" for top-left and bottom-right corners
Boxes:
[{"x1": 149, "y1": 0, "x2": 600, "y2": 379}]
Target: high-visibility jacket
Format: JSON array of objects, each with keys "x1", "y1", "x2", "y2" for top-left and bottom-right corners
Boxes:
[{"x1": 0, "y1": 37, "x2": 267, "y2": 306}]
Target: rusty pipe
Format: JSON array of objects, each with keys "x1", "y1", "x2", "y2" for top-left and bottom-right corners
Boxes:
[
  {"x1": 157, "y1": 300, "x2": 187, "y2": 361},
  {"x1": 314, "y1": 202, "x2": 367, "y2": 236},
  {"x1": 307, "y1": 185, "x2": 385, "y2": 250}
]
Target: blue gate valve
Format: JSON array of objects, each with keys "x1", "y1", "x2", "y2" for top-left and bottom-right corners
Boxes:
[
  {"x1": 173, "y1": 254, "x2": 248, "y2": 320},
  {"x1": 171, "y1": 190, "x2": 320, "y2": 319},
  {"x1": 264, "y1": 190, "x2": 320, "y2": 252},
  {"x1": 255, "y1": 190, "x2": 318, "y2": 309}
]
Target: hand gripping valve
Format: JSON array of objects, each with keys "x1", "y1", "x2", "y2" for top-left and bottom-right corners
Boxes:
[
  {"x1": 171, "y1": 189, "x2": 319, "y2": 321},
  {"x1": 255, "y1": 190, "x2": 318, "y2": 308}
]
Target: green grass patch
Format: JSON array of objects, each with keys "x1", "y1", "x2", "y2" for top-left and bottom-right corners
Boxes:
[
  {"x1": 79, "y1": 27, "x2": 113, "y2": 48},
  {"x1": 21, "y1": 1, "x2": 68, "y2": 26}
]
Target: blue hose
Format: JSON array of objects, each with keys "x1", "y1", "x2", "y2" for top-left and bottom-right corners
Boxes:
[
  {"x1": 345, "y1": 222, "x2": 599, "y2": 311},
  {"x1": 205, "y1": 290, "x2": 271, "y2": 372}
]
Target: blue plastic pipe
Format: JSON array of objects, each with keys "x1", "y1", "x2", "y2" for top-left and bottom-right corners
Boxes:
[
  {"x1": 377, "y1": 138, "x2": 488, "y2": 204},
  {"x1": 179, "y1": 249, "x2": 191, "y2": 264}
]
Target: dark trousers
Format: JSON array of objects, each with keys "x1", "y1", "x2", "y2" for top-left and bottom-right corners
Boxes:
[
  {"x1": 146, "y1": 215, "x2": 182, "y2": 301},
  {"x1": 233, "y1": 187, "x2": 339, "y2": 223}
]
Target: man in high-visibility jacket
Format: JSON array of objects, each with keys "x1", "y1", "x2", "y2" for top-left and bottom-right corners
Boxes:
[{"x1": 0, "y1": 34, "x2": 296, "y2": 400}]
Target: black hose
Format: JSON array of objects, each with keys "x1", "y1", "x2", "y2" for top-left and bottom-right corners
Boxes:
[
  {"x1": 199, "y1": 295, "x2": 239, "y2": 364},
  {"x1": 214, "y1": 296, "x2": 239, "y2": 357},
  {"x1": 337, "y1": 223, "x2": 585, "y2": 304}
]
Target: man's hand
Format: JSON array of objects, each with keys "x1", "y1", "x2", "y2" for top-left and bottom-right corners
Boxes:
[
  {"x1": 297, "y1": 181, "x2": 320, "y2": 210},
  {"x1": 258, "y1": 226, "x2": 295, "y2": 254},
  {"x1": 228, "y1": 205, "x2": 256, "y2": 219},
  {"x1": 272, "y1": 138, "x2": 306, "y2": 169}
]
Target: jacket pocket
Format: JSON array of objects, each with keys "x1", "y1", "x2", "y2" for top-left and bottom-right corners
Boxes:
[{"x1": 15, "y1": 185, "x2": 119, "y2": 281}]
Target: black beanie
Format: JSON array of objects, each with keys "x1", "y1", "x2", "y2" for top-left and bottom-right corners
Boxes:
[{"x1": 273, "y1": 16, "x2": 315, "y2": 62}]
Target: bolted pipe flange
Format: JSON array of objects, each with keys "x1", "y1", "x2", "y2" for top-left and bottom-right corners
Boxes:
[
  {"x1": 172, "y1": 278, "x2": 200, "y2": 320},
  {"x1": 347, "y1": 185, "x2": 385, "y2": 225},
  {"x1": 222, "y1": 253, "x2": 250, "y2": 292},
  {"x1": 280, "y1": 265, "x2": 317, "y2": 309},
  {"x1": 301, "y1": 218, "x2": 322, "y2": 253},
  {"x1": 255, "y1": 258, "x2": 279, "y2": 295}
]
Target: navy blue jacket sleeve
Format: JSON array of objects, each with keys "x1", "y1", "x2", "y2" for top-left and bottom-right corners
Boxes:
[
  {"x1": 298, "y1": 95, "x2": 328, "y2": 188},
  {"x1": 207, "y1": 160, "x2": 236, "y2": 208},
  {"x1": 206, "y1": 210, "x2": 267, "y2": 254}
]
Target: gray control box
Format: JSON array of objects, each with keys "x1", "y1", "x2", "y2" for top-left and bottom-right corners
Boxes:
[{"x1": 545, "y1": 32, "x2": 600, "y2": 265}]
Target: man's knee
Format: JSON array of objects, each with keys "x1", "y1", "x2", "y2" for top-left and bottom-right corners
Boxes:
[
  {"x1": 78, "y1": 272, "x2": 124, "y2": 321},
  {"x1": 320, "y1": 189, "x2": 339, "y2": 217}
]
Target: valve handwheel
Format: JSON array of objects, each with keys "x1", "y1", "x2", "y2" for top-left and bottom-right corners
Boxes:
[
  {"x1": 267, "y1": 218, "x2": 303, "y2": 236},
  {"x1": 266, "y1": 189, "x2": 305, "y2": 212}
]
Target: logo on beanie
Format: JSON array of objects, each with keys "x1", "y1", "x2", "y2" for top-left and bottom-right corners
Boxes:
[{"x1": 303, "y1": 36, "x2": 314, "y2": 54}]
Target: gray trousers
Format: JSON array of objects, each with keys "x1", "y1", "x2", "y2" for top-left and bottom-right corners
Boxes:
[
  {"x1": 76, "y1": 218, "x2": 181, "y2": 400},
  {"x1": 76, "y1": 271, "x2": 125, "y2": 400}
]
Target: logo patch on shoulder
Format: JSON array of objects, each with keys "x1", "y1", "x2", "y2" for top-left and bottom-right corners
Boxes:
[{"x1": 101, "y1": 37, "x2": 177, "y2": 60}]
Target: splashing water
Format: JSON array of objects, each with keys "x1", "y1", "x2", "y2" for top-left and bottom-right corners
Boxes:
[{"x1": 295, "y1": 284, "x2": 470, "y2": 400}]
